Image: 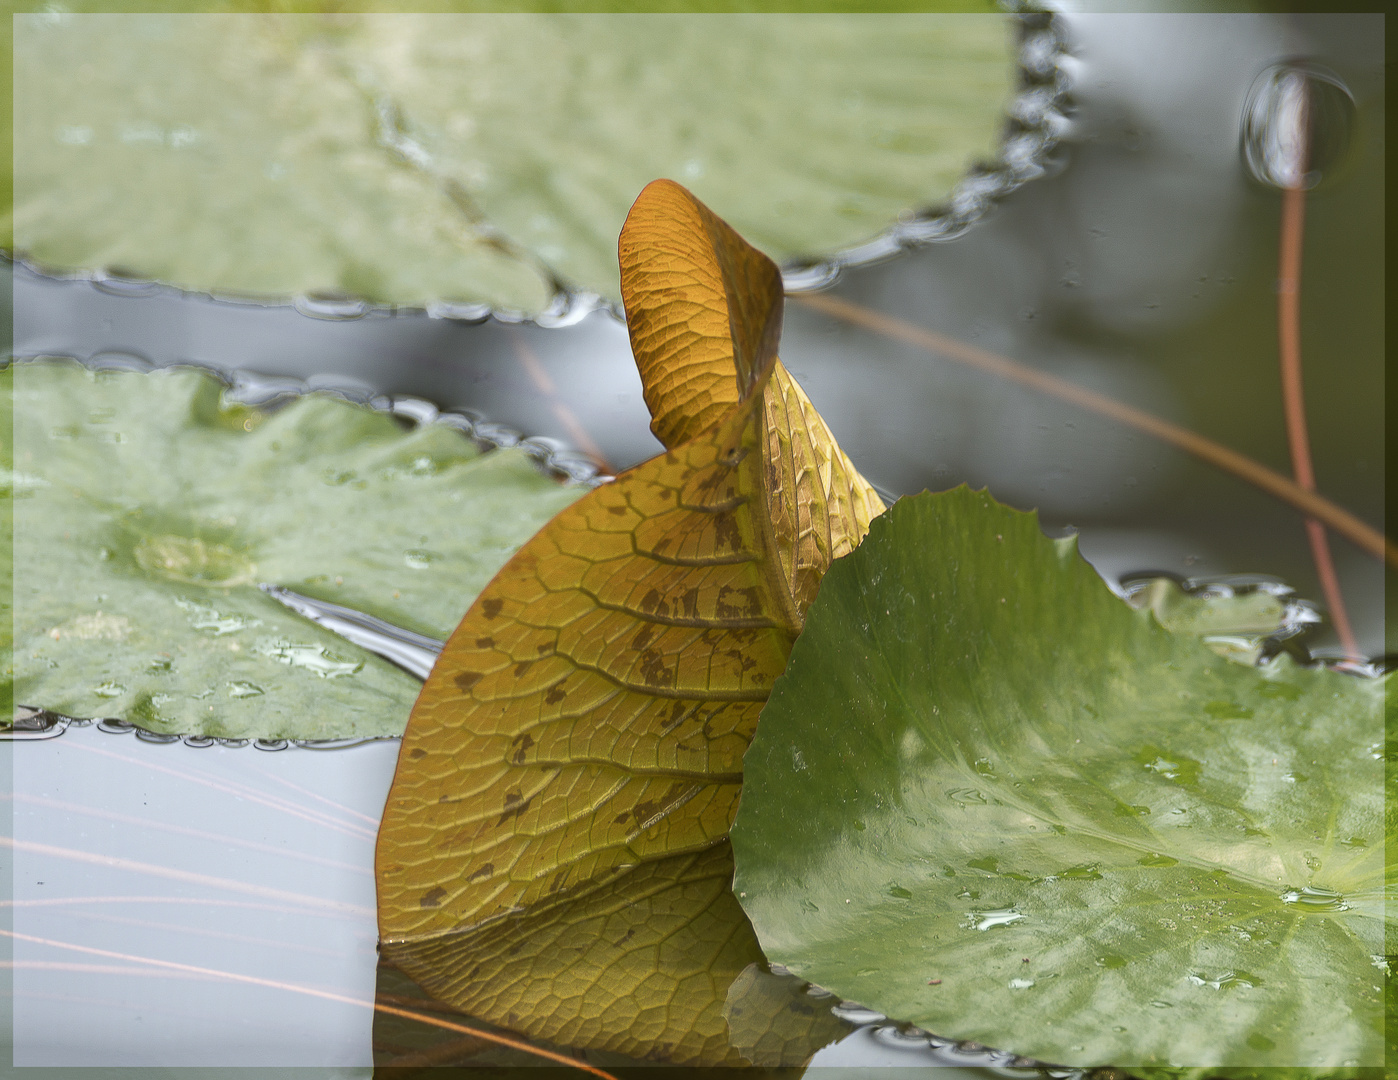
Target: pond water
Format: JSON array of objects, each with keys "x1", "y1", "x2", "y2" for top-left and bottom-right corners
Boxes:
[{"x1": 5, "y1": 9, "x2": 1385, "y2": 1075}]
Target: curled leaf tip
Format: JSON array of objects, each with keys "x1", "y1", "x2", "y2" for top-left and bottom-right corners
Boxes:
[
  {"x1": 619, "y1": 178, "x2": 785, "y2": 449},
  {"x1": 377, "y1": 181, "x2": 883, "y2": 1063}
]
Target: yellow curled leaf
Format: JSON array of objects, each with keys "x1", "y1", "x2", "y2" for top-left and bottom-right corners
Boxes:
[{"x1": 376, "y1": 179, "x2": 884, "y2": 1064}]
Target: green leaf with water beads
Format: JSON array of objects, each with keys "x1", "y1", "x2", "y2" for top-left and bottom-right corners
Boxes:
[
  {"x1": 12, "y1": 360, "x2": 582, "y2": 740},
  {"x1": 730, "y1": 486, "x2": 1388, "y2": 1073},
  {"x1": 11, "y1": 11, "x2": 1012, "y2": 312}
]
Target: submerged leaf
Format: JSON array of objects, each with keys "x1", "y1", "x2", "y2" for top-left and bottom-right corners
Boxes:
[
  {"x1": 376, "y1": 180, "x2": 883, "y2": 1063},
  {"x1": 13, "y1": 361, "x2": 580, "y2": 739},
  {"x1": 731, "y1": 487, "x2": 1388, "y2": 1072},
  {"x1": 12, "y1": 12, "x2": 1013, "y2": 310}
]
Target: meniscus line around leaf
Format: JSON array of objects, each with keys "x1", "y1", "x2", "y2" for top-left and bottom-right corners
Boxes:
[
  {"x1": 794, "y1": 292, "x2": 1396, "y2": 571},
  {"x1": 0, "y1": 928, "x2": 622, "y2": 1080}
]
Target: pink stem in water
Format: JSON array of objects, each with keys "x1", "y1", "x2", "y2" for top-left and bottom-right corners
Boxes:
[{"x1": 1276, "y1": 92, "x2": 1360, "y2": 661}]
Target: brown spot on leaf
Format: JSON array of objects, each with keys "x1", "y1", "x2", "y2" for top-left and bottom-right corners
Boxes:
[
  {"x1": 661, "y1": 699, "x2": 692, "y2": 733},
  {"x1": 631, "y1": 625, "x2": 654, "y2": 651},
  {"x1": 712, "y1": 510, "x2": 740, "y2": 550},
  {"x1": 454, "y1": 671, "x2": 482, "y2": 692},
  {"x1": 641, "y1": 588, "x2": 668, "y2": 616},
  {"x1": 638, "y1": 648, "x2": 670, "y2": 687},
  {"x1": 496, "y1": 791, "x2": 531, "y2": 826},
  {"x1": 419, "y1": 886, "x2": 446, "y2": 909},
  {"x1": 716, "y1": 584, "x2": 761, "y2": 619},
  {"x1": 475, "y1": 636, "x2": 494, "y2": 649},
  {"x1": 409, "y1": 747, "x2": 427, "y2": 759},
  {"x1": 697, "y1": 466, "x2": 728, "y2": 494},
  {"x1": 680, "y1": 587, "x2": 699, "y2": 618},
  {"x1": 467, "y1": 863, "x2": 494, "y2": 883},
  {"x1": 725, "y1": 648, "x2": 757, "y2": 675},
  {"x1": 608, "y1": 505, "x2": 626, "y2": 516},
  {"x1": 514, "y1": 660, "x2": 533, "y2": 677},
  {"x1": 545, "y1": 685, "x2": 566, "y2": 705},
  {"x1": 481, "y1": 598, "x2": 503, "y2": 620},
  {"x1": 510, "y1": 732, "x2": 535, "y2": 764}
]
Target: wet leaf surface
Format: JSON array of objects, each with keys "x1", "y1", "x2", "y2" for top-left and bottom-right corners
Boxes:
[
  {"x1": 12, "y1": 12, "x2": 1012, "y2": 312},
  {"x1": 731, "y1": 487, "x2": 1388, "y2": 1072},
  {"x1": 375, "y1": 180, "x2": 882, "y2": 1063},
  {"x1": 13, "y1": 361, "x2": 581, "y2": 739}
]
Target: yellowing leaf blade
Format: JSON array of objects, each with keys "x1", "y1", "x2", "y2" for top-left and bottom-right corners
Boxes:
[
  {"x1": 764, "y1": 361, "x2": 887, "y2": 618},
  {"x1": 377, "y1": 180, "x2": 883, "y2": 1063}
]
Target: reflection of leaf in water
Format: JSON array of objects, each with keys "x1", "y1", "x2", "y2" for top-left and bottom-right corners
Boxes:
[
  {"x1": 13, "y1": 361, "x2": 581, "y2": 740},
  {"x1": 732, "y1": 486, "x2": 1388, "y2": 1073},
  {"x1": 721, "y1": 962, "x2": 850, "y2": 1067},
  {"x1": 376, "y1": 180, "x2": 883, "y2": 1063},
  {"x1": 11, "y1": 11, "x2": 1012, "y2": 311}
]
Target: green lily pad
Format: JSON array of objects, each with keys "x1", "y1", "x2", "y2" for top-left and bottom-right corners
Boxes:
[
  {"x1": 344, "y1": 13, "x2": 1014, "y2": 303},
  {"x1": 13, "y1": 360, "x2": 582, "y2": 740},
  {"x1": 10, "y1": 12, "x2": 553, "y2": 312},
  {"x1": 11, "y1": 11, "x2": 1012, "y2": 312},
  {"x1": 731, "y1": 487, "x2": 1388, "y2": 1073}
]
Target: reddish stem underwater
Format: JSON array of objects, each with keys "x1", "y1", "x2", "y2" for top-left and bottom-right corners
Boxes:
[{"x1": 1278, "y1": 157, "x2": 1360, "y2": 659}]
